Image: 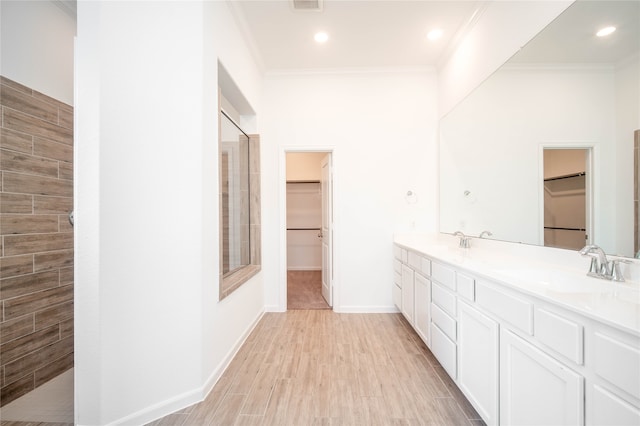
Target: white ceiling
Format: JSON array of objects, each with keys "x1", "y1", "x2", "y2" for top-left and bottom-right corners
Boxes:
[
  {"x1": 510, "y1": 0, "x2": 640, "y2": 65},
  {"x1": 231, "y1": 0, "x2": 482, "y2": 72}
]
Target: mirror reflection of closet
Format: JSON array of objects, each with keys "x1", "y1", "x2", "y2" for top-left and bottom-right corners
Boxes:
[{"x1": 543, "y1": 148, "x2": 590, "y2": 250}]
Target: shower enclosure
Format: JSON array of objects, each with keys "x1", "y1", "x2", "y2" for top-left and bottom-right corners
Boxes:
[{"x1": 0, "y1": 75, "x2": 74, "y2": 407}]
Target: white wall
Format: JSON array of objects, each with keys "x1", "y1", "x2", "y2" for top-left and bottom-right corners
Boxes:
[
  {"x1": 437, "y1": 0, "x2": 573, "y2": 118},
  {"x1": 75, "y1": 1, "x2": 264, "y2": 424},
  {"x1": 0, "y1": 0, "x2": 75, "y2": 105},
  {"x1": 261, "y1": 70, "x2": 439, "y2": 312}
]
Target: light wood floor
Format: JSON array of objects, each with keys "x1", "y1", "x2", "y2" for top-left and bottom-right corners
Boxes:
[
  {"x1": 148, "y1": 310, "x2": 484, "y2": 426},
  {"x1": 287, "y1": 271, "x2": 330, "y2": 310}
]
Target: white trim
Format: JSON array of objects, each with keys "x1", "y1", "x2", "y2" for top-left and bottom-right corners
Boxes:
[
  {"x1": 538, "y1": 143, "x2": 596, "y2": 247},
  {"x1": 108, "y1": 309, "x2": 265, "y2": 426},
  {"x1": 266, "y1": 66, "x2": 435, "y2": 78},
  {"x1": 339, "y1": 305, "x2": 401, "y2": 314},
  {"x1": 280, "y1": 146, "x2": 337, "y2": 312}
]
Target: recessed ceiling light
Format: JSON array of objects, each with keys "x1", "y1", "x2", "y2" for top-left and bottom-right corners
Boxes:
[
  {"x1": 596, "y1": 26, "x2": 616, "y2": 37},
  {"x1": 427, "y1": 29, "x2": 443, "y2": 41},
  {"x1": 314, "y1": 32, "x2": 329, "y2": 43}
]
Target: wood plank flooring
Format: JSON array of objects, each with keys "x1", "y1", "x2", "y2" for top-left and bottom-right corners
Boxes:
[
  {"x1": 287, "y1": 271, "x2": 330, "y2": 310},
  {"x1": 148, "y1": 310, "x2": 484, "y2": 426}
]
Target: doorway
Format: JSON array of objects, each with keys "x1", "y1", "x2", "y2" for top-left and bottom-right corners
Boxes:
[
  {"x1": 542, "y1": 148, "x2": 592, "y2": 250},
  {"x1": 285, "y1": 152, "x2": 333, "y2": 310}
]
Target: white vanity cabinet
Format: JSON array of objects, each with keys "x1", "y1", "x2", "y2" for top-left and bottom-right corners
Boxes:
[
  {"x1": 586, "y1": 327, "x2": 640, "y2": 426},
  {"x1": 392, "y1": 240, "x2": 640, "y2": 426},
  {"x1": 414, "y1": 272, "x2": 431, "y2": 346},
  {"x1": 401, "y1": 264, "x2": 415, "y2": 324},
  {"x1": 430, "y1": 261, "x2": 458, "y2": 379},
  {"x1": 393, "y1": 245, "x2": 431, "y2": 346},
  {"x1": 458, "y1": 300, "x2": 499, "y2": 425},
  {"x1": 500, "y1": 328, "x2": 584, "y2": 426}
]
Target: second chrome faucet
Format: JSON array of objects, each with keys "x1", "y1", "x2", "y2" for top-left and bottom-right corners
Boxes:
[{"x1": 579, "y1": 244, "x2": 628, "y2": 282}]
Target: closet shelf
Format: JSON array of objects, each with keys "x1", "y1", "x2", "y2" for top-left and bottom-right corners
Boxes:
[
  {"x1": 544, "y1": 172, "x2": 585, "y2": 182},
  {"x1": 287, "y1": 227, "x2": 321, "y2": 231},
  {"x1": 287, "y1": 180, "x2": 320, "y2": 184}
]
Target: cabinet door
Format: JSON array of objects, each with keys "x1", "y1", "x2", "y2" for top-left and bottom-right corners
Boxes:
[
  {"x1": 401, "y1": 264, "x2": 415, "y2": 324},
  {"x1": 414, "y1": 272, "x2": 430, "y2": 347},
  {"x1": 590, "y1": 384, "x2": 640, "y2": 426},
  {"x1": 458, "y1": 301, "x2": 499, "y2": 425},
  {"x1": 501, "y1": 329, "x2": 584, "y2": 426}
]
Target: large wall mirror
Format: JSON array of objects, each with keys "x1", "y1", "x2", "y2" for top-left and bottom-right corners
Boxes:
[{"x1": 440, "y1": 0, "x2": 639, "y2": 258}]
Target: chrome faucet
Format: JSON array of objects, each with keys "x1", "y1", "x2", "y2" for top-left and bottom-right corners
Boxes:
[
  {"x1": 580, "y1": 244, "x2": 610, "y2": 276},
  {"x1": 453, "y1": 231, "x2": 471, "y2": 248},
  {"x1": 579, "y1": 244, "x2": 628, "y2": 282},
  {"x1": 479, "y1": 230, "x2": 492, "y2": 239}
]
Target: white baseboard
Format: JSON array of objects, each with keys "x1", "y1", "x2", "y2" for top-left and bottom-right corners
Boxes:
[
  {"x1": 108, "y1": 309, "x2": 266, "y2": 426},
  {"x1": 201, "y1": 308, "x2": 265, "y2": 396},
  {"x1": 336, "y1": 305, "x2": 400, "y2": 314},
  {"x1": 264, "y1": 304, "x2": 284, "y2": 312}
]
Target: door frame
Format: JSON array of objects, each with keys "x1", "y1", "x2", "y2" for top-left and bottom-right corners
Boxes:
[
  {"x1": 279, "y1": 147, "x2": 337, "y2": 312},
  {"x1": 538, "y1": 143, "x2": 596, "y2": 248}
]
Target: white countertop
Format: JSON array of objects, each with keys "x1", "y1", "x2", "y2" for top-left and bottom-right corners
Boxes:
[{"x1": 394, "y1": 233, "x2": 640, "y2": 336}]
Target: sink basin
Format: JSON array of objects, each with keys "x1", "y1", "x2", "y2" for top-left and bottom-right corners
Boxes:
[{"x1": 494, "y1": 268, "x2": 623, "y2": 294}]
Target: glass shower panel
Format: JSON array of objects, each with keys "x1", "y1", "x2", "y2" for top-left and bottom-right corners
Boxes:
[{"x1": 220, "y1": 112, "x2": 250, "y2": 275}]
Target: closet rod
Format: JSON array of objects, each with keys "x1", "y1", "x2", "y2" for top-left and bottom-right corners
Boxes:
[
  {"x1": 287, "y1": 228, "x2": 321, "y2": 231},
  {"x1": 287, "y1": 180, "x2": 320, "y2": 184},
  {"x1": 544, "y1": 172, "x2": 585, "y2": 182},
  {"x1": 544, "y1": 226, "x2": 586, "y2": 231}
]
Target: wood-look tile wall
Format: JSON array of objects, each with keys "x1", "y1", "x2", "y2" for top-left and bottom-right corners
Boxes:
[{"x1": 0, "y1": 76, "x2": 74, "y2": 406}]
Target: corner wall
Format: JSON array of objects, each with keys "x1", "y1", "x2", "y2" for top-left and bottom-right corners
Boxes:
[{"x1": 75, "y1": 1, "x2": 264, "y2": 424}]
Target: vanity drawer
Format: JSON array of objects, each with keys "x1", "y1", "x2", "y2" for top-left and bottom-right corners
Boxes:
[
  {"x1": 420, "y1": 257, "x2": 432, "y2": 277},
  {"x1": 594, "y1": 332, "x2": 640, "y2": 400},
  {"x1": 535, "y1": 307, "x2": 583, "y2": 365},
  {"x1": 431, "y1": 322, "x2": 457, "y2": 380},
  {"x1": 432, "y1": 262, "x2": 456, "y2": 291},
  {"x1": 393, "y1": 259, "x2": 402, "y2": 274},
  {"x1": 432, "y1": 281, "x2": 456, "y2": 317},
  {"x1": 456, "y1": 272, "x2": 475, "y2": 301},
  {"x1": 476, "y1": 280, "x2": 533, "y2": 335},
  {"x1": 394, "y1": 270, "x2": 402, "y2": 287},
  {"x1": 393, "y1": 244, "x2": 403, "y2": 260},
  {"x1": 432, "y1": 302, "x2": 457, "y2": 341},
  {"x1": 393, "y1": 282, "x2": 402, "y2": 311},
  {"x1": 408, "y1": 251, "x2": 422, "y2": 270}
]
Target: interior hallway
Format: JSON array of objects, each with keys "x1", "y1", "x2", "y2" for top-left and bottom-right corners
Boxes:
[{"x1": 147, "y1": 310, "x2": 484, "y2": 425}]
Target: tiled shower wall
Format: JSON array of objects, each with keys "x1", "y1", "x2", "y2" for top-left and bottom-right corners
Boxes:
[{"x1": 0, "y1": 76, "x2": 74, "y2": 406}]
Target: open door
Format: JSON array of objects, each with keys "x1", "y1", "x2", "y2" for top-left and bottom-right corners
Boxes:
[
  {"x1": 543, "y1": 148, "x2": 591, "y2": 250},
  {"x1": 321, "y1": 154, "x2": 333, "y2": 307}
]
